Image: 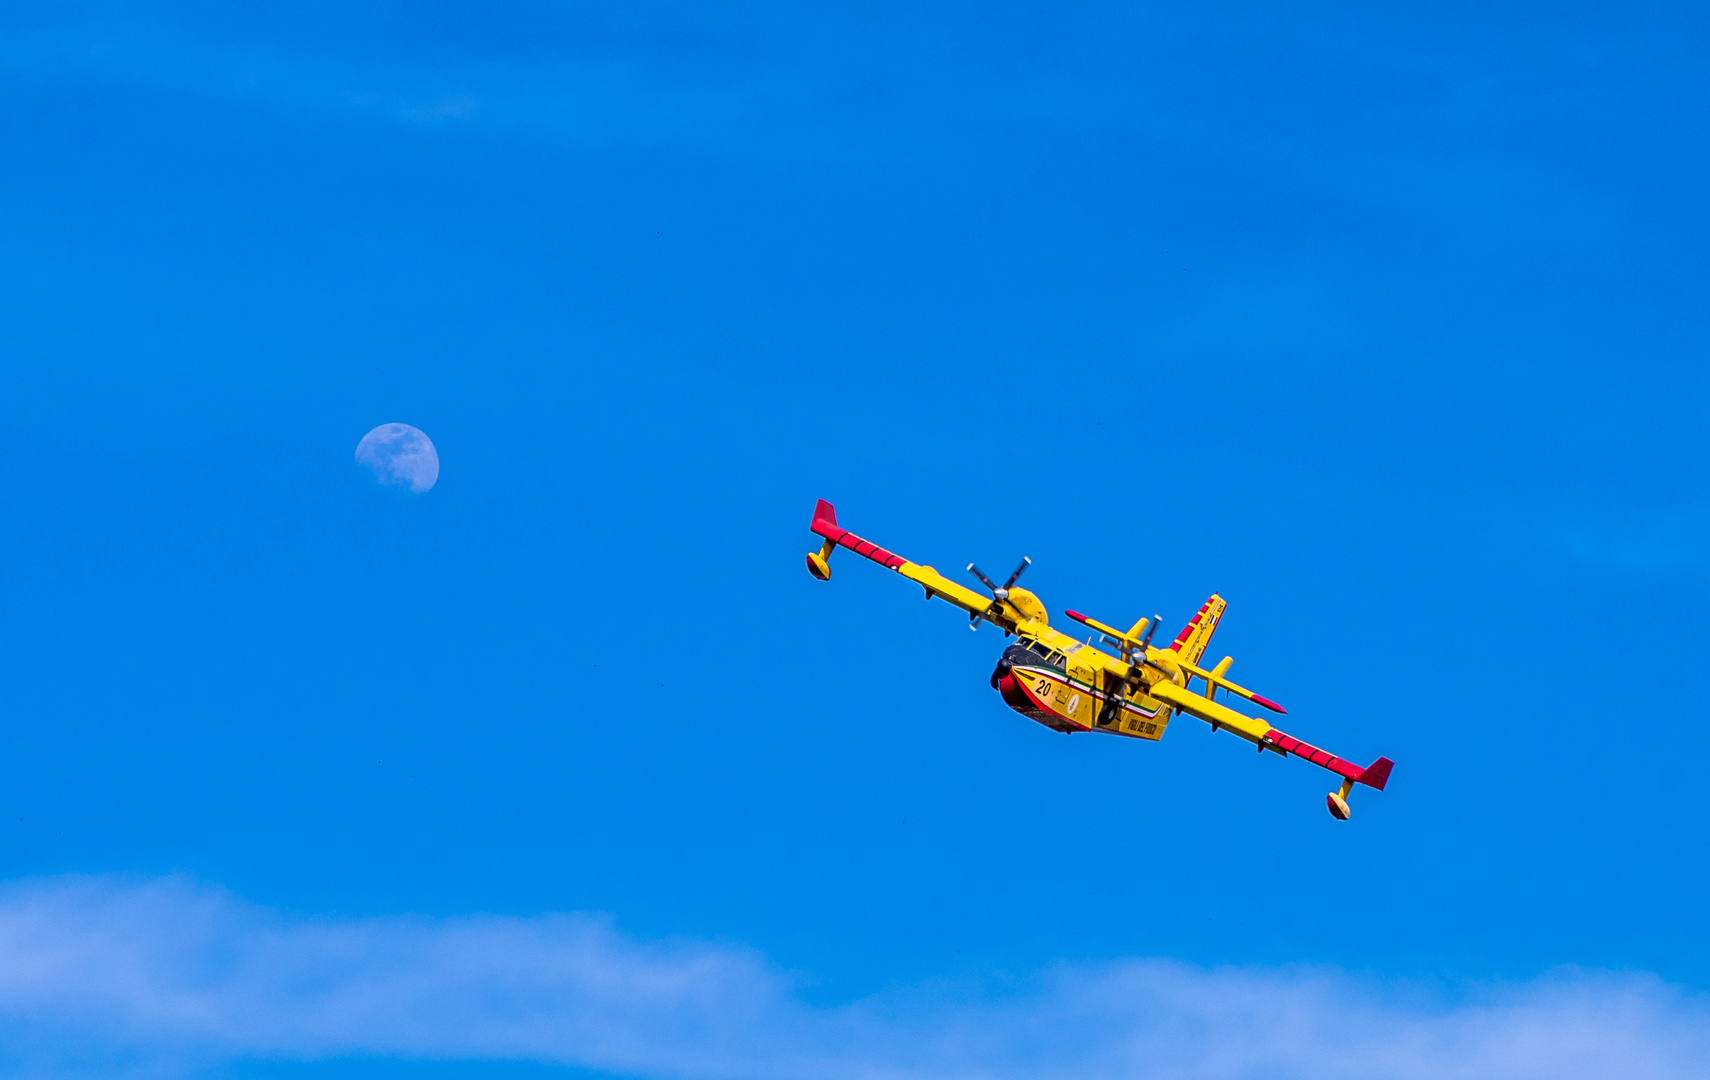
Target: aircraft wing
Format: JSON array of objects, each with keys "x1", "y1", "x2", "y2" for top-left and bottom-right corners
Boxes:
[
  {"x1": 1149, "y1": 681, "x2": 1392, "y2": 791},
  {"x1": 807, "y1": 500, "x2": 1008, "y2": 626}
]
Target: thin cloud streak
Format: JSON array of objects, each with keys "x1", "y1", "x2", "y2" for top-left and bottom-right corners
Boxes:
[
  {"x1": 0, "y1": 13, "x2": 760, "y2": 148},
  {"x1": 0, "y1": 876, "x2": 1703, "y2": 1079},
  {"x1": 1561, "y1": 500, "x2": 1710, "y2": 575}
]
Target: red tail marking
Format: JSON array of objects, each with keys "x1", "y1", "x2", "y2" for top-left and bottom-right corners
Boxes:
[{"x1": 1168, "y1": 601, "x2": 1213, "y2": 652}]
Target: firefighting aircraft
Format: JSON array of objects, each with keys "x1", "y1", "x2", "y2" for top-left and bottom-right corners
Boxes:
[{"x1": 805, "y1": 500, "x2": 1393, "y2": 820}]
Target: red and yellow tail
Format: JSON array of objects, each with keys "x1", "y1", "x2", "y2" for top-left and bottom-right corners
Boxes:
[{"x1": 1168, "y1": 594, "x2": 1226, "y2": 665}]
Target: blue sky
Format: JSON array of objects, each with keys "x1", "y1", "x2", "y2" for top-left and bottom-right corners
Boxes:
[{"x1": 1, "y1": 2, "x2": 1708, "y2": 1076}]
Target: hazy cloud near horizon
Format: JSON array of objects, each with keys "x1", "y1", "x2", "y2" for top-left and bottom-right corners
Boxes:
[
  {"x1": 0, "y1": 875, "x2": 1702, "y2": 1080},
  {"x1": 7, "y1": 2, "x2": 1674, "y2": 175}
]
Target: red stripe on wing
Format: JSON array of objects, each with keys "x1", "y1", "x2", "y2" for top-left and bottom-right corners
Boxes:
[
  {"x1": 1264, "y1": 731, "x2": 1365, "y2": 783},
  {"x1": 809, "y1": 501, "x2": 907, "y2": 570}
]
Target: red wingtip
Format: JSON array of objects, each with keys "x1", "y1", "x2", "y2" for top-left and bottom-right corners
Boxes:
[
  {"x1": 1356, "y1": 756, "x2": 1394, "y2": 792},
  {"x1": 813, "y1": 499, "x2": 837, "y2": 526},
  {"x1": 1064, "y1": 609, "x2": 1088, "y2": 624},
  {"x1": 1250, "y1": 694, "x2": 1288, "y2": 715}
]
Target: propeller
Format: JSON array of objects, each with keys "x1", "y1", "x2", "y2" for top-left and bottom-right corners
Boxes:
[
  {"x1": 965, "y1": 557, "x2": 1031, "y2": 630},
  {"x1": 1102, "y1": 614, "x2": 1163, "y2": 726},
  {"x1": 1129, "y1": 617, "x2": 1165, "y2": 669},
  {"x1": 1138, "y1": 616, "x2": 1160, "y2": 649},
  {"x1": 967, "y1": 557, "x2": 1030, "y2": 601}
]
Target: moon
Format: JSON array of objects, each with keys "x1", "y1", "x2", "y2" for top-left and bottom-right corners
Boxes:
[{"x1": 355, "y1": 423, "x2": 440, "y2": 494}]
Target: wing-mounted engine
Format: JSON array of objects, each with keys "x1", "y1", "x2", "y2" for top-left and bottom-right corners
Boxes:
[
  {"x1": 1001, "y1": 587, "x2": 1048, "y2": 624},
  {"x1": 966, "y1": 559, "x2": 1048, "y2": 627}
]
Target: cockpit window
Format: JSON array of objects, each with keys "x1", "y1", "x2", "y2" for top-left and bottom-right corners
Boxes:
[
  {"x1": 1002, "y1": 640, "x2": 1065, "y2": 673},
  {"x1": 1015, "y1": 638, "x2": 1068, "y2": 665}
]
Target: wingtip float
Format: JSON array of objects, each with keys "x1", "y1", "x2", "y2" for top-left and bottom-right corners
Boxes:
[{"x1": 805, "y1": 498, "x2": 1394, "y2": 821}]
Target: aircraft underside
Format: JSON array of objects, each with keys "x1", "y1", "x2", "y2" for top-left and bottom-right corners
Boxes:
[{"x1": 991, "y1": 647, "x2": 1169, "y2": 739}]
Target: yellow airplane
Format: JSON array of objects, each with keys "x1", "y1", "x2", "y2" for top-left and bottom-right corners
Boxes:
[{"x1": 805, "y1": 499, "x2": 1393, "y2": 820}]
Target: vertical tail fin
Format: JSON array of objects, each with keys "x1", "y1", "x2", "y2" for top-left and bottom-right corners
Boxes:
[{"x1": 1167, "y1": 594, "x2": 1227, "y2": 665}]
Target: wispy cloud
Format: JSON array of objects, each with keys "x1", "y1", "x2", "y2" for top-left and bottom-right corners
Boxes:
[
  {"x1": 0, "y1": 7, "x2": 765, "y2": 147},
  {"x1": 0, "y1": 875, "x2": 1703, "y2": 1079},
  {"x1": 1562, "y1": 500, "x2": 1710, "y2": 575}
]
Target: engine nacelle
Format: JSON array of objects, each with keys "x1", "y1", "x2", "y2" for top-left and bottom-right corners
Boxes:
[{"x1": 1003, "y1": 586, "x2": 1048, "y2": 625}]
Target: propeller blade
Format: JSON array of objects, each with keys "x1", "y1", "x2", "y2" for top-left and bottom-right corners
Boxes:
[
  {"x1": 966, "y1": 563, "x2": 999, "y2": 592},
  {"x1": 1001, "y1": 557, "x2": 1032, "y2": 590},
  {"x1": 1139, "y1": 615, "x2": 1161, "y2": 648}
]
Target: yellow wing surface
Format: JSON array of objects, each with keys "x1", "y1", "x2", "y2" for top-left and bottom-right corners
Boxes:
[
  {"x1": 1149, "y1": 681, "x2": 1393, "y2": 814},
  {"x1": 805, "y1": 499, "x2": 1012, "y2": 627},
  {"x1": 1062, "y1": 604, "x2": 1393, "y2": 800}
]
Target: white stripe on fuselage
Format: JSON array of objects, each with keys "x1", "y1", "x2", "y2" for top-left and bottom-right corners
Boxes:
[{"x1": 1015, "y1": 666, "x2": 1165, "y2": 720}]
